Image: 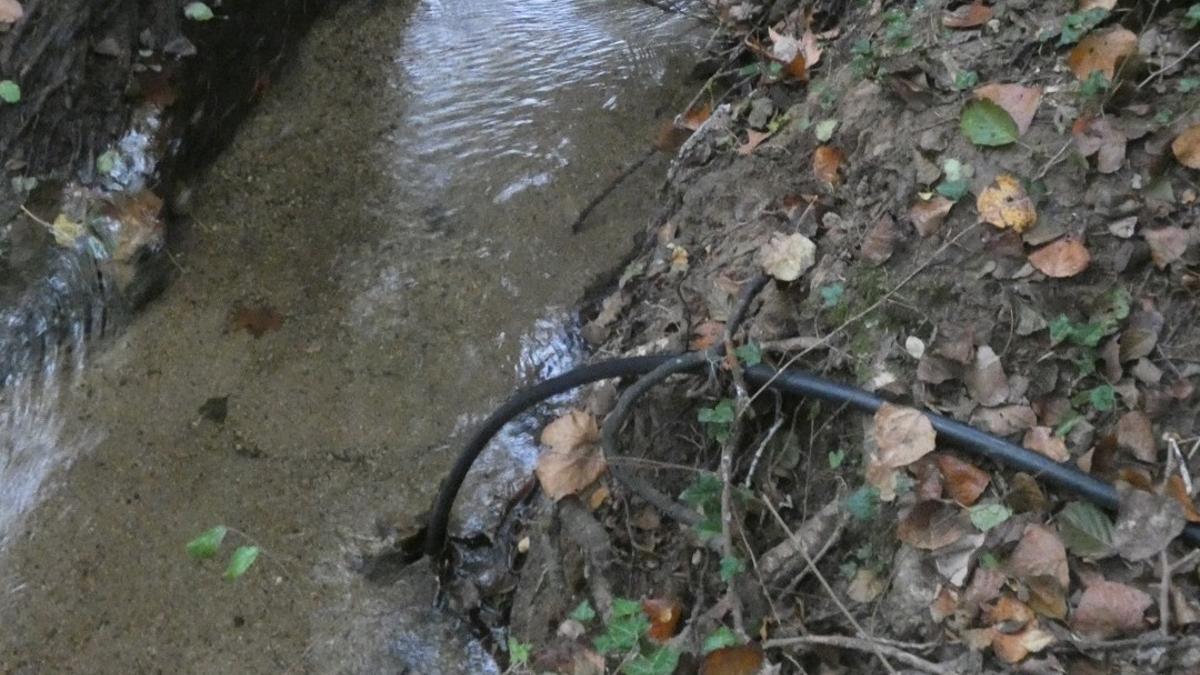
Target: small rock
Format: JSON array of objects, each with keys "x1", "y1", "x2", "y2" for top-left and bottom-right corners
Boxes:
[
  {"x1": 1108, "y1": 215, "x2": 1137, "y2": 238},
  {"x1": 93, "y1": 36, "x2": 124, "y2": 57},
  {"x1": 746, "y1": 97, "x2": 775, "y2": 130},
  {"x1": 164, "y1": 35, "x2": 197, "y2": 58},
  {"x1": 918, "y1": 128, "x2": 946, "y2": 152},
  {"x1": 1131, "y1": 358, "x2": 1162, "y2": 385}
]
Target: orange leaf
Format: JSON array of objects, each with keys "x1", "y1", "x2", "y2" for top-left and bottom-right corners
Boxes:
[
  {"x1": 690, "y1": 320, "x2": 726, "y2": 350},
  {"x1": 699, "y1": 645, "x2": 765, "y2": 675},
  {"x1": 986, "y1": 595, "x2": 1034, "y2": 629},
  {"x1": 1028, "y1": 235, "x2": 1091, "y2": 278},
  {"x1": 680, "y1": 102, "x2": 711, "y2": 131},
  {"x1": 812, "y1": 145, "x2": 844, "y2": 185},
  {"x1": 1067, "y1": 27, "x2": 1138, "y2": 81},
  {"x1": 642, "y1": 598, "x2": 682, "y2": 642},
  {"x1": 934, "y1": 453, "x2": 990, "y2": 506},
  {"x1": 1007, "y1": 524, "x2": 1069, "y2": 589},
  {"x1": 977, "y1": 173, "x2": 1036, "y2": 233},
  {"x1": 1166, "y1": 475, "x2": 1200, "y2": 523},
  {"x1": 942, "y1": 1, "x2": 993, "y2": 28},
  {"x1": 737, "y1": 129, "x2": 771, "y2": 156},
  {"x1": 1172, "y1": 124, "x2": 1200, "y2": 169},
  {"x1": 992, "y1": 624, "x2": 1054, "y2": 664},
  {"x1": 974, "y1": 83, "x2": 1042, "y2": 136}
]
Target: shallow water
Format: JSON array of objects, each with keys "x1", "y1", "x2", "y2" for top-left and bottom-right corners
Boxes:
[{"x1": 0, "y1": 0, "x2": 701, "y2": 671}]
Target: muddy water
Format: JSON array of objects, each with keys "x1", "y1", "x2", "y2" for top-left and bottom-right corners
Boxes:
[{"x1": 0, "y1": 0, "x2": 701, "y2": 672}]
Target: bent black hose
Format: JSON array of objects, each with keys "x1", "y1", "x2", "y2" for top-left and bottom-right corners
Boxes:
[{"x1": 423, "y1": 357, "x2": 1200, "y2": 557}]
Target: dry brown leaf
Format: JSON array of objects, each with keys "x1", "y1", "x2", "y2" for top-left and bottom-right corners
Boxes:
[
  {"x1": 930, "y1": 585, "x2": 959, "y2": 623},
  {"x1": 965, "y1": 345, "x2": 1010, "y2": 407},
  {"x1": 964, "y1": 566, "x2": 1007, "y2": 612},
  {"x1": 873, "y1": 402, "x2": 937, "y2": 468},
  {"x1": 897, "y1": 500, "x2": 972, "y2": 550},
  {"x1": 977, "y1": 174, "x2": 1037, "y2": 233},
  {"x1": 767, "y1": 28, "x2": 808, "y2": 80},
  {"x1": 690, "y1": 320, "x2": 726, "y2": 350},
  {"x1": 0, "y1": 0, "x2": 23, "y2": 24},
  {"x1": 1028, "y1": 235, "x2": 1091, "y2": 278},
  {"x1": 1166, "y1": 475, "x2": 1200, "y2": 523},
  {"x1": 1025, "y1": 575, "x2": 1068, "y2": 620},
  {"x1": 1071, "y1": 579, "x2": 1152, "y2": 639},
  {"x1": 943, "y1": 1, "x2": 993, "y2": 28},
  {"x1": 971, "y1": 405, "x2": 1037, "y2": 436},
  {"x1": 1115, "y1": 410, "x2": 1155, "y2": 463},
  {"x1": 847, "y1": 568, "x2": 886, "y2": 603},
  {"x1": 1111, "y1": 482, "x2": 1186, "y2": 561},
  {"x1": 1006, "y1": 524, "x2": 1069, "y2": 589},
  {"x1": 1172, "y1": 124, "x2": 1200, "y2": 169},
  {"x1": 992, "y1": 624, "x2": 1054, "y2": 664},
  {"x1": 680, "y1": 102, "x2": 711, "y2": 131},
  {"x1": 1022, "y1": 427, "x2": 1070, "y2": 462},
  {"x1": 975, "y1": 83, "x2": 1042, "y2": 136},
  {"x1": 699, "y1": 645, "x2": 765, "y2": 675},
  {"x1": 760, "y1": 232, "x2": 816, "y2": 281},
  {"x1": 1067, "y1": 27, "x2": 1138, "y2": 81},
  {"x1": 737, "y1": 129, "x2": 771, "y2": 156},
  {"x1": 1071, "y1": 116, "x2": 1127, "y2": 174},
  {"x1": 536, "y1": 410, "x2": 606, "y2": 500},
  {"x1": 800, "y1": 28, "x2": 822, "y2": 68},
  {"x1": 1142, "y1": 227, "x2": 1189, "y2": 269},
  {"x1": 813, "y1": 145, "x2": 844, "y2": 185},
  {"x1": 986, "y1": 595, "x2": 1035, "y2": 630},
  {"x1": 909, "y1": 195, "x2": 955, "y2": 237},
  {"x1": 861, "y1": 214, "x2": 897, "y2": 265},
  {"x1": 1008, "y1": 472, "x2": 1050, "y2": 513},
  {"x1": 1119, "y1": 308, "x2": 1164, "y2": 362},
  {"x1": 935, "y1": 453, "x2": 991, "y2": 506},
  {"x1": 642, "y1": 598, "x2": 682, "y2": 642}
]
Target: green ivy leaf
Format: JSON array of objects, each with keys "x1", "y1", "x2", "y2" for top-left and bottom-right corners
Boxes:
[
  {"x1": 507, "y1": 637, "x2": 532, "y2": 666},
  {"x1": 828, "y1": 449, "x2": 845, "y2": 469},
  {"x1": 183, "y1": 1, "x2": 215, "y2": 21},
  {"x1": 1187, "y1": 4, "x2": 1200, "y2": 29},
  {"x1": 1058, "y1": 8, "x2": 1108, "y2": 46},
  {"x1": 953, "y1": 70, "x2": 979, "y2": 91},
  {"x1": 735, "y1": 343, "x2": 762, "y2": 367},
  {"x1": 1058, "y1": 501, "x2": 1114, "y2": 558},
  {"x1": 814, "y1": 119, "x2": 838, "y2": 142},
  {"x1": 697, "y1": 400, "x2": 735, "y2": 425},
  {"x1": 702, "y1": 626, "x2": 739, "y2": 654},
  {"x1": 186, "y1": 526, "x2": 227, "y2": 560},
  {"x1": 970, "y1": 503, "x2": 1012, "y2": 533},
  {"x1": 0, "y1": 80, "x2": 20, "y2": 104},
  {"x1": 819, "y1": 283, "x2": 845, "y2": 307},
  {"x1": 624, "y1": 646, "x2": 680, "y2": 675},
  {"x1": 594, "y1": 613, "x2": 650, "y2": 654},
  {"x1": 719, "y1": 556, "x2": 745, "y2": 583},
  {"x1": 223, "y1": 545, "x2": 259, "y2": 580},
  {"x1": 570, "y1": 600, "x2": 596, "y2": 623},
  {"x1": 1088, "y1": 384, "x2": 1116, "y2": 412},
  {"x1": 680, "y1": 474, "x2": 722, "y2": 508},
  {"x1": 1079, "y1": 71, "x2": 1110, "y2": 98},
  {"x1": 845, "y1": 486, "x2": 879, "y2": 521},
  {"x1": 936, "y1": 178, "x2": 970, "y2": 201},
  {"x1": 611, "y1": 597, "x2": 643, "y2": 618},
  {"x1": 961, "y1": 99, "x2": 1019, "y2": 147}
]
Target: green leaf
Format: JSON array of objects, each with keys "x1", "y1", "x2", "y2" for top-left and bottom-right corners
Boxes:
[
  {"x1": 96, "y1": 149, "x2": 120, "y2": 176},
  {"x1": 594, "y1": 613, "x2": 650, "y2": 654},
  {"x1": 936, "y1": 178, "x2": 970, "y2": 201},
  {"x1": 702, "y1": 626, "x2": 739, "y2": 654},
  {"x1": 1054, "y1": 412, "x2": 1083, "y2": 438},
  {"x1": 735, "y1": 343, "x2": 762, "y2": 367},
  {"x1": 1057, "y1": 501, "x2": 1114, "y2": 558},
  {"x1": 980, "y1": 551, "x2": 1000, "y2": 569},
  {"x1": 1088, "y1": 384, "x2": 1116, "y2": 412},
  {"x1": 814, "y1": 118, "x2": 838, "y2": 142},
  {"x1": 1179, "y1": 77, "x2": 1200, "y2": 94},
  {"x1": 624, "y1": 646, "x2": 680, "y2": 675},
  {"x1": 1079, "y1": 71, "x2": 1110, "y2": 99},
  {"x1": 183, "y1": 1, "x2": 215, "y2": 21},
  {"x1": 680, "y1": 474, "x2": 722, "y2": 508},
  {"x1": 845, "y1": 486, "x2": 879, "y2": 521},
  {"x1": 0, "y1": 80, "x2": 20, "y2": 104},
  {"x1": 570, "y1": 600, "x2": 596, "y2": 623},
  {"x1": 719, "y1": 556, "x2": 745, "y2": 583},
  {"x1": 612, "y1": 597, "x2": 643, "y2": 618},
  {"x1": 697, "y1": 400, "x2": 736, "y2": 424},
  {"x1": 960, "y1": 99, "x2": 1019, "y2": 147},
  {"x1": 186, "y1": 526, "x2": 227, "y2": 560},
  {"x1": 970, "y1": 503, "x2": 1012, "y2": 533},
  {"x1": 828, "y1": 449, "x2": 845, "y2": 469},
  {"x1": 820, "y1": 282, "x2": 845, "y2": 307},
  {"x1": 1048, "y1": 315, "x2": 1074, "y2": 345},
  {"x1": 696, "y1": 512, "x2": 723, "y2": 541},
  {"x1": 223, "y1": 545, "x2": 259, "y2": 580},
  {"x1": 953, "y1": 70, "x2": 979, "y2": 91},
  {"x1": 1184, "y1": 3, "x2": 1200, "y2": 29},
  {"x1": 1058, "y1": 8, "x2": 1108, "y2": 46},
  {"x1": 507, "y1": 637, "x2": 531, "y2": 666}
]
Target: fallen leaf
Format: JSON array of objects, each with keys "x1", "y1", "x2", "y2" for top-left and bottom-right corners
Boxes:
[
  {"x1": 536, "y1": 410, "x2": 607, "y2": 500},
  {"x1": 1008, "y1": 473, "x2": 1049, "y2": 513},
  {"x1": 1007, "y1": 524, "x2": 1069, "y2": 589},
  {"x1": 1071, "y1": 116, "x2": 1126, "y2": 173},
  {"x1": 1022, "y1": 427, "x2": 1069, "y2": 462},
  {"x1": 1028, "y1": 236, "x2": 1091, "y2": 278},
  {"x1": 1142, "y1": 227, "x2": 1189, "y2": 269},
  {"x1": 0, "y1": 0, "x2": 23, "y2": 24},
  {"x1": 909, "y1": 195, "x2": 955, "y2": 237},
  {"x1": 873, "y1": 403, "x2": 937, "y2": 469},
  {"x1": 975, "y1": 84, "x2": 1042, "y2": 136},
  {"x1": 736, "y1": 129, "x2": 771, "y2": 156},
  {"x1": 50, "y1": 213, "x2": 84, "y2": 247},
  {"x1": 1067, "y1": 27, "x2": 1138, "y2": 81},
  {"x1": 898, "y1": 500, "x2": 972, "y2": 550},
  {"x1": 961, "y1": 99, "x2": 1019, "y2": 146},
  {"x1": 699, "y1": 645, "x2": 764, "y2": 675},
  {"x1": 992, "y1": 624, "x2": 1054, "y2": 664},
  {"x1": 690, "y1": 320, "x2": 726, "y2": 350},
  {"x1": 847, "y1": 568, "x2": 886, "y2": 603},
  {"x1": 970, "y1": 405, "x2": 1037, "y2": 436},
  {"x1": 1025, "y1": 575, "x2": 1068, "y2": 620},
  {"x1": 861, "y1": 214, "x2": 897, "y2": 265},
  {"x1": 813, "y1": 144, "x2": 845, "y2": 185},
  {"x1": 768, "y1": 28, "x2": 808, "y2": 80},
  {"x1": 965, "y1": 345, "x2": 1010, "y2": 406},
  {"x1": 986, "y1": 595, "x2": 1035, "y2": 630},
  {"x1": 1071, "y1": 579, "x2": 1152, "y2": 639},
  {"x1": 230, "y1": 304, "x2": 284, "y2": 337},
  {"x1": 680, "y1": 102, "x2": 711, "y2": 131},
  {"x1": 943, "y1": 2, "x2": 993, "y2": 28},
  {"x1": 1115, "y1": 410, "x2": 1155, "y2": 462},
  {"x1": 964, "y1": 566, "x2": 1007, "y2": 612},
  {"x1": 935, "y1": 453, "x2": 990, "y2": 506},
  {"x1": 1078, "y1": 0, "x2": 1116, "y2": 9},
  {"x1": 642, "y1": 598, "x2": 682, "y2": 642},
  {"x1": 800, "y1": 28, "x2": 822, "y2": 68},
  {"x1": 1166, "y1": 475, "x2": 1200, "y2": 523},
  {"x1": 935, "y1": 531, "x2": 984, "y2": 586},
  {"x1": 760, "y1": 232, "x2": 816, "y2": 281},
  {"x1": 1171, "y1": 124, "x2": 1200, "y2": 169},
  {"x1": 1111, "y1": 482, "x2": 1186, "y2": 561},
  {"x1": 1118, "y1": 308, "x2": 1163, "y2": 362},
  {"x1": 977, "y1": 174, "x2": 1037, "y2": 233},
  {"x1": 930, "y1": 585, "x2": 959, "y2": 623}
]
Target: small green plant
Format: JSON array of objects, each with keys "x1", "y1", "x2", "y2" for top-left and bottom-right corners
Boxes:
[
  {"x1": 850, "y1": 38, "x2": 877, "y2": 78},
  {"x1": 507, "y1": 637, "x2": 532, "y2": 668},
  {"x1": 719, "y1": 555, "x2": 745, "y2": 582},
  {"x1": 1078, "y1": 70, "x2": 1110, "y2": 102},
  {"x1": 936, "y1": 158, "x2": 973, "y2": 201},
  {"x1": 1179, "y1": 77, "x2": 1200, "y2": 93},
  {"x1": 697, "y1": 399, "x2": 735, "y2": 443},
  {"x1": 570, "y1": 600, "x2": 597, "y2": 623},
  {"x1": 0, "y1": 80, "x2": 19, "y2": 104},
  {"x1": 882, "y1": 9, "x2": 914, "y2": 51},
  {"x1": 186, "y1": 526, "x2": 260, "y2": 580},
  {"x1": 828, "y1": 449, "x2": 846, "y2": 469},
  {"x1": 1073, "y1": 383, "x2": 1116, "y2": 412},
  {"x1": 1058, "y1": 8, "x2": 1108, "y2": 46},
  {"x1": 953, "y1": 70, "x2": 980, "y2": 91},
  {"x1": 844, "y1": 485, "x2": 879, "y2": 522},
  {"x1": 819, "y1": 282, "x2": 845, "y2": 308},
  {"x1": 702, "y1": 626, "x2": 739, "y2": 653},
  {"x1": 1184, "y1": 4, "x2": 1200, "y2": 30},
  {"x1": 593, "y1": 598, "x2": 680, "y2": 675},
  {"x1": 680, "y1": 474, "x2": 750, "y2": 541},
  {"x1": 734, "y1": 342, "x2": 762, "y2": 366},
  {"x1": 839, "y1": 540, "x2": 887, "y2": 580}
]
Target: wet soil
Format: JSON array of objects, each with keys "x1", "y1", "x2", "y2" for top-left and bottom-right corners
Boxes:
[{"x1": 0, "y1": 0, "x2": 704, "y2": 672}]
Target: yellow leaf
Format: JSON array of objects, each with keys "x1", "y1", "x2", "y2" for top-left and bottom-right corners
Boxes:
[{"x1": 976, "y1": 174, "x2": 1036, "y2": 233}]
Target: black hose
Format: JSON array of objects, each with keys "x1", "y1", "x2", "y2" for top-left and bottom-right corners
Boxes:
[{"x1": 423, "y1": 356, "x2": 1200, "y2": 557}]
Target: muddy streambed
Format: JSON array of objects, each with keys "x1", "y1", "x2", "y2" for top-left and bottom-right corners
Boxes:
[{"x1": 0, "y1": 0, "x2": 702, "y2": 671}]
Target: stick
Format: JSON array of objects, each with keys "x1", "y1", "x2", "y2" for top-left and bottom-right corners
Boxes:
[
  {"x1": 571, "y1": 147, "x2": 656, "y2": 233},
  {"x1": 763, "y1": 635, "x2": 954, "y2": 675}
]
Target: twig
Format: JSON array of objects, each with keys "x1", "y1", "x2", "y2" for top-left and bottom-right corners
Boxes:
[
  {"x1": 762, "y1": 498, "x2": 899, "y2": 675},
  {"x1": 571, "y1": 147, "x2": 657, "y2": 233},
  {"x1": 763, "y1": 635, "x2": 954, "y2": 675},
  {"x1": 1034, "y1": 140, "x2": 1073, "y2": 181},
  {"x1": 1059, "y1": 634, "x2": 1178, "y2": 651},
  {"x1": 1161, "y1": 550, "x2": 1171, "y2": 637},
  {"x1": 19, "y1": 204, "x2": 55, "y2": 230},
  {"x1": 1138, "y1": 36, "x2": 1200, "y2": 89}
]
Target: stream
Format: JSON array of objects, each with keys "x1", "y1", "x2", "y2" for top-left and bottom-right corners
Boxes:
[{"x1": 0, "y1": 0, "x2": 702, "y2": 671}]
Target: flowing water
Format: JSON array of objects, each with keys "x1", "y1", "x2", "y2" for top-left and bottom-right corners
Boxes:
[{"x1": 0, "y1": 0, "x2": 702, "y2": 671}]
